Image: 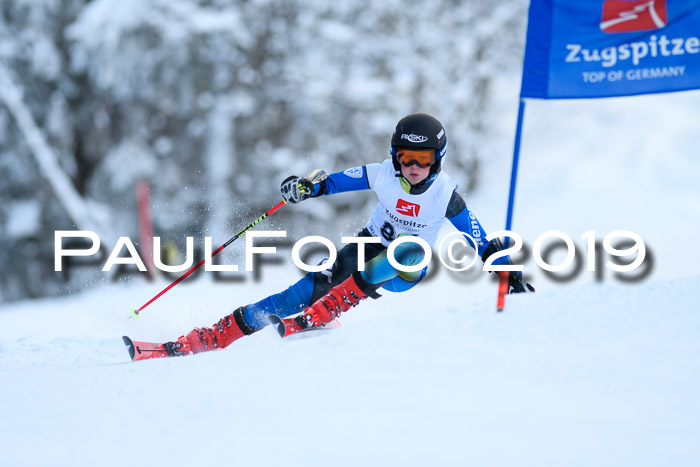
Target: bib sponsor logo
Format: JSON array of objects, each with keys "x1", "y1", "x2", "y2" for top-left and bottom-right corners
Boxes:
[
  {"x1": 601, "y1": 0, "x2": 668, "y2": 34},
  {"x1": 396, "y1": 199, "x2": 421, "y2": 217}
]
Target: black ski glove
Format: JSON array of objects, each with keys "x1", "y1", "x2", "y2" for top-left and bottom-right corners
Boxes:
[
  {"x1": 507, "y1": 271, "x2": 535, "y2": 294},
  {"x1": 280, "y1": 169, "x2": 329, "y2": 204},
  {"x1": 481, "y1": 238, "x2": 535, "y2": 294},
  {"x1": 281, "y1": 176, "x2": 314, "y2": 204}
]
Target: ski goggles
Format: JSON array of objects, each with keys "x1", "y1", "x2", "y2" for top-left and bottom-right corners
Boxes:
[{"x1": 396, "y1": 149, "x2": 436, "y2": 168}]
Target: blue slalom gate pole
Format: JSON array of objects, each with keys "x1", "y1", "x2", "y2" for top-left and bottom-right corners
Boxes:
[
  {"x1": 498, "y1": 98, "x2": 526, "y2": 311},
  {"x1": 505, "y1": 98, "x2": 526, "y2": 232}
]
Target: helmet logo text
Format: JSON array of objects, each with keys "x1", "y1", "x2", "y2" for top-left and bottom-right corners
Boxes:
[{"x1": 401, "y1": 133, "x2": 428, "y2": 143}]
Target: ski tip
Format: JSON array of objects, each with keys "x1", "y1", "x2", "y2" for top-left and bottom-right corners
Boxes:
[
  {"x1": 325, "y1": 318, "x2": 342, "y2": 329},
  {"x1": 267, "y1": 315, "x2": 286, "y2": 338},
  {"x1": 122, "y1": 336, "x2": 136, "y2": 360}
]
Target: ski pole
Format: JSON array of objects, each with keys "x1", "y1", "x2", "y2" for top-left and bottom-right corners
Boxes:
[{"x1": 130, "y1": 199, "x2": 288, "y2": 318}]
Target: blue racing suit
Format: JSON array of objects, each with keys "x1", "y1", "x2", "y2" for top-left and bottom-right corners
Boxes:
[{"x1": 241, "y1": 164, "x2": 501, "y2": 329}]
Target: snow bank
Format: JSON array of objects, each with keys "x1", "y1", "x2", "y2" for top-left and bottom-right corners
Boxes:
[{"x1": 1, "y1": 273, "x2": 698, "y2": 467}]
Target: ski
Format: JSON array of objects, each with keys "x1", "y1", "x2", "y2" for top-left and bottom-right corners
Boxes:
[
  {"x1": 123, "y1": 315, "x2": 341, "y2": 360},
  {"x1": 122, "y1": 336, "x2": 172, "y2": 361},
  {"x1": 268, "y1": 315, "x2": 341, "y2": 338}
]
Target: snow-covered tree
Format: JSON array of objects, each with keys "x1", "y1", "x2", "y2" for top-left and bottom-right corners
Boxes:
[{"x1": 0, "y1": 0, "x2": 526, "y2": 301}]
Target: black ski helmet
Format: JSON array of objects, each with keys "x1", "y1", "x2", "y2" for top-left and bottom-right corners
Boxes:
[{"x1": 390, "y1": 113, "x2": 447, "y2": 178}]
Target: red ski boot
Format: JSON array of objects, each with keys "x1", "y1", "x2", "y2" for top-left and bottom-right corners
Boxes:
[
  {"x1": 300, "y1": 271, "x2": 380, "y2": 328},
  {"x1": 164, "y1": 307, "x2": 252, "y2": 356}
]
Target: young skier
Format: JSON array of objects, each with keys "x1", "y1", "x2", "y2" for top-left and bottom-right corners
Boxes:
[{"x1": 125, "y1": 113, "x2": 534, "y2": 359}]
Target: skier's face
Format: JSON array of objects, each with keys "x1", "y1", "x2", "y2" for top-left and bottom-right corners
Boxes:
[{"x1": 397, "y1": 149, "x2": 434, "y2": 185}]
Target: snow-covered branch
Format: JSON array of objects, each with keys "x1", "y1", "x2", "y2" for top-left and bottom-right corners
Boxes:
[{"x1": 0, "y1": 62, "x2": 102, "y2": 233}]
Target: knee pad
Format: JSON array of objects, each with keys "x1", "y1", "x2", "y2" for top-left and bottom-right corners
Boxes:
[
  {"x1": 391, "y1": 241, "x2": 426, "y2": 268},
  {"x1": 381, "y1": 266, "x2": 427, "y2": 293}
]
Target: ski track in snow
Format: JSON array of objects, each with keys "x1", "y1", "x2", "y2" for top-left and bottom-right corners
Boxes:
[{"x1": 1, "y1": 274, "x2": 699, "y2": 467}]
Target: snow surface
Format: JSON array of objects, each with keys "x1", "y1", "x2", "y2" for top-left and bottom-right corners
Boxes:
[{"x1": 1, "y1": 272, "x2": 699, "y2": 467}]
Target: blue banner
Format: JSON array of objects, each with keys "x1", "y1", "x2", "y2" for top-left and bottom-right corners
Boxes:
[{"x1": 521, "y1": 0, "x2": 700, "y2": 98}]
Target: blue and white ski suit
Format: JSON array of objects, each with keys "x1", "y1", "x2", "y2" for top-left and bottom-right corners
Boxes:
[{"x1": 241, "y1": 160, "x2": 499, "y2": 329}]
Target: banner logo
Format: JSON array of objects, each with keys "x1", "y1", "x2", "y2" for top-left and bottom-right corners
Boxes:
[
  {"x1": 396, "y1": 199, "x2": 421, "y2": 217},
  {"x1": 601, "y1": 0, "x2": 668, "y2": 33},
  {"x1": 520, "y1": 0, "x2": 700, "y2": 98}
]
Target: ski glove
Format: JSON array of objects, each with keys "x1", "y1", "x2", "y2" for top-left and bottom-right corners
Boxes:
[
  {"x1": 280, "y1": 169, "x2": 329, "y2": 204},
  {"x1": 481, "y1": 238, "x2": 535, "y2": 294},
  {"x1": 507, "y1": 271, "x2": 535, "y2": 294},
  {"x1": 281, "y1": 176, "x2": 314, "y2": 204}
]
